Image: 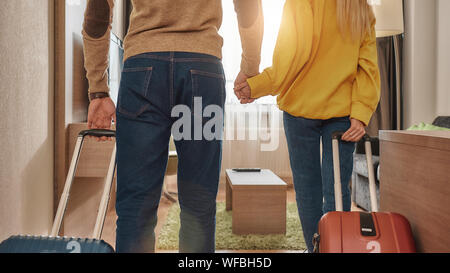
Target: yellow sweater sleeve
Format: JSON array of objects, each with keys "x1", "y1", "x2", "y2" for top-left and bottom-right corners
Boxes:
[
  {"x1": 247, "y1": 0, "x2": 314, "y2": 99},
  {"x1": 350, "y1": 22, "x2": 381, "y2": 126}
]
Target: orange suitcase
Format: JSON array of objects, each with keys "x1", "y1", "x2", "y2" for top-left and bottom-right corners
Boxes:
[{"x1": 313, "y1": 133, "x2": 416, "y2": 253}]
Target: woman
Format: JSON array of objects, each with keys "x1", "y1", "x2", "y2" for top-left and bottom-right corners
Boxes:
[{"x1": 235, "y1": 0, "x2": 380, "y2": 252}]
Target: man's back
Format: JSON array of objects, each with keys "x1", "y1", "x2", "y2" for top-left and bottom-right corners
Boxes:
[
  {"x1": 82, "y1": 0, "x2": 264, "y2": 253},
  {"x1": 125, "y1": 0, "x2": 223, "y2": 62},
  {"x1": 83, "y1": 0, "x2": 263, "y2": 95},
  {"x1": 82, "y1": 0, "x2": 265, "y2": 253}
]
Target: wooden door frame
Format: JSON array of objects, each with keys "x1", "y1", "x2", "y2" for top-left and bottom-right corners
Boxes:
[
  {"x1": 54, "y1": 0, "x2": 66, "y2": 216},
  {"x1": 52, "y1": 0, "x2": 129, "y2": 217}
]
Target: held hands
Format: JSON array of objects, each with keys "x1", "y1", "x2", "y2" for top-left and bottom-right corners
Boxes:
[
  {"x1": 233, "y1": 71, "x2": 366, "y2": 142},
  {"x1": 87, "y1": 97, "x2": 116, "y2": 142},
  {"x1": 234, "y1": 71, "x2": 255, "y2": 104},
  {"x1": 341, "y1": 118, "x2": 366, "y2": 142}
]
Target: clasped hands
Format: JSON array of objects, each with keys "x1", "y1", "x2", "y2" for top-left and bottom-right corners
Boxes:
[
  {"x1": 232, "y1": 71, "x2": 366, "y2": 142},
  {"x1": 233, "y1": 71, "x2": 255, "y2": 104}
]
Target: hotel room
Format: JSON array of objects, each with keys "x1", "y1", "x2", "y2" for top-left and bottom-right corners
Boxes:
[{"x1": 0, "y1": 0, "x2": 448, "y2": 256}]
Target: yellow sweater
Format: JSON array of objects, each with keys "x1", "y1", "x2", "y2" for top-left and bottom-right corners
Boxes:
[{"x1": 247, "y1": 0, "x2": 381, "y2": 126}]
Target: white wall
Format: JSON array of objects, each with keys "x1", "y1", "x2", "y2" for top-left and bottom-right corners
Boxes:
[
  {"x1": 436, "y1": 0, "x2": 450, "y2": 117},
  {"x1": 0, "y1": 0, "x2": 54, "y2": 240},
  {"x1": 403, "y1": 0, "x2": 450, "y2": 128}
]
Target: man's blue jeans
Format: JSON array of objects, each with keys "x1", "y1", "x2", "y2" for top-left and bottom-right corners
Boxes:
[
  {"x1": 115, "y1": 52, "x2": 225, "y2": 253},
  {"x1": 283, "y1": 113, "x2": 355, "y2": 252}
]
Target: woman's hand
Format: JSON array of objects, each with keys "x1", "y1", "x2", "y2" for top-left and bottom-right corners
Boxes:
[
  {"x1": 341, "y1": 118, "x2": 366, "y2": 142},
  {"x1": 234, "y1": 80, "x2": 255, "y2": 104}
]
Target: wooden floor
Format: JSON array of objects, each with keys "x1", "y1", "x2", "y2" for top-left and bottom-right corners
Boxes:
[{"x1": 94, "y1": 174, "x2": 362, "y2": 253}]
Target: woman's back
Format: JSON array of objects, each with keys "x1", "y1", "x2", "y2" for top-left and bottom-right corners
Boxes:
[
  {"x1": 248, "y1": 0, "x2": 380, "y2": 126},
  {"x1": 242, "y1": 0, "x2": 382, "y2": 253},
  {"x1": 283, "y1": 0, "x2": 361, "y2": 120}
]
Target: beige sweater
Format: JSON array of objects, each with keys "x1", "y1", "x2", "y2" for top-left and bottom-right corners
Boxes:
[{"x1": 83, "y1": 0, "x2": 264, "y2": 94}]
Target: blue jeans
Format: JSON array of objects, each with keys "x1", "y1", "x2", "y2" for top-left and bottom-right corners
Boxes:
[
  {"x1": 283, "y1": 113, "x2": 355, "y2": 252},
  {"x1": 115, "y1": 52, "x2": 226, "y2": 253}
]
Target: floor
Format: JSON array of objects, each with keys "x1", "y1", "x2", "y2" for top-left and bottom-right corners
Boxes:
[{"x1": 96, "y1": 174, "x2": 363, "y2": 253}]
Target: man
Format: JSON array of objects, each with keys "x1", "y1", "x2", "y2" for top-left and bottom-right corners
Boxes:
[{"x1": 83, "y1": 0, "x2": 263, "y2": 253}]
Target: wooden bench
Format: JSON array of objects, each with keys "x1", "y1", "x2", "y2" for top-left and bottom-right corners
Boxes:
[{"x1": 225, "y1": 169, "x2": 287, "y2": 235}]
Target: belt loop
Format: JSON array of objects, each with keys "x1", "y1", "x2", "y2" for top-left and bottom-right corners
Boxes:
[{"x1": 169, "y1": 52, "x2": 174, "y2": 109}]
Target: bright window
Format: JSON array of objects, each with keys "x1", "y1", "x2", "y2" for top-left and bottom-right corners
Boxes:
[
  {"x1": 220, "y1": 0, "x2": 286, "y2": 105},
  {"x1": 110, "y1": 1, "x2": 286, "y2": 107}
]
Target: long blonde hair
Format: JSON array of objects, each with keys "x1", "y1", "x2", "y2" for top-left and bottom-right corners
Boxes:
[{"x1": 336, "y1": 0, "x2": 375, "y2": 41}]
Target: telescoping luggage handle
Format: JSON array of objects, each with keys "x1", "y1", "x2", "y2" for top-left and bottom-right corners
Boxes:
[
  {"x1": 50, "y1": 129, "x2": 117, "y2": 240},
  {"x1": 331, "y1": 132, "x2": 378, "y2": 212}
]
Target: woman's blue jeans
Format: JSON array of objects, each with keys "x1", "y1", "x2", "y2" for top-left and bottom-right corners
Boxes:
[
  {"x1": 115, "y1": 52, "x2": 225, "y2": 253},
  {"x1": 283, "y1": 112, "x2": 355, "y2": 252}
]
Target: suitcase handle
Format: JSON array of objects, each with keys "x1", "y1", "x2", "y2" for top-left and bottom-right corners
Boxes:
[
  {"x1": 332, "y1": 131, "x2": 379, "y2": 212},
  {"x1": 51, "y1": 129, "x2": 117, "y2": 239},
  {"x1": 79, "y1": 129, "x2": 116, "y2": 138},
  {"x1": 332, "y1": 131, "x2": 371, "y2": 142}
]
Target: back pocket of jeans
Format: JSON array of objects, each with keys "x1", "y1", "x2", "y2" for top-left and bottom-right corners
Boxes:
[
  {"x1": 117, "y1": 67, "x2": 153, "y2": 118},
  {"x1": 190, "y1": 69, "x2": 226, "y2": 113}
]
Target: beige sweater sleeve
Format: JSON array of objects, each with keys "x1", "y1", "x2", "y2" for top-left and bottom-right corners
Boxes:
[
  {"x1": 82, "y1": 0, "x2": 114, "y2": 94},
  {"x1": 234, "y1": 0, "x2": 264, "y2": 77}
]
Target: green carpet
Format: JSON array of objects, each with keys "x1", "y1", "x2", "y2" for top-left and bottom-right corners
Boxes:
[{"x1": 157, "y1": 202, "x2": 307, "y2": 251}]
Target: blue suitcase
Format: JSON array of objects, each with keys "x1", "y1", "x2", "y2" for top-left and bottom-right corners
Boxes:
[
  {"x1": 0, "y1": 236, "x2": 114, "y2": 253},
  {"x1": 0, "y1": 130, "x2": 116, "y2": 253}
]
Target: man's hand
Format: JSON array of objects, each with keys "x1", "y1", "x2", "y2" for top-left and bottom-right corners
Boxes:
[
  {"x1": 234, "y1": 71, "x2": 255, "y2": 104},
  {"x1": 341, "y1": 118, "x2": 366, "y2": 142},
  {"x1": 234, "y1": 81, "x2": 254, "y2": 104},
  {"x1": 234, "y1": 71, "x2": 249, "y2": 89},
  {"x1": 87, "y1": 97, "x2": 116, "y2": 141}
]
